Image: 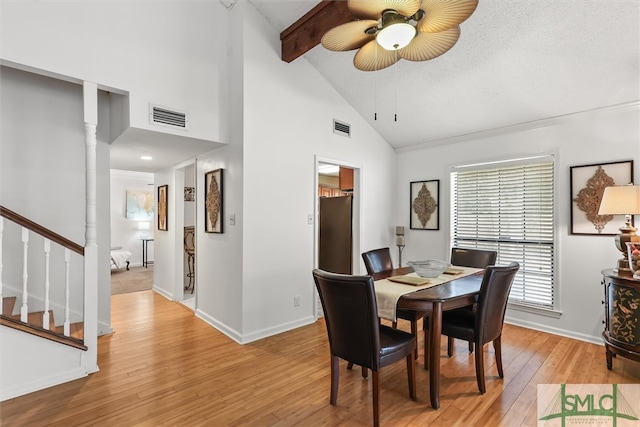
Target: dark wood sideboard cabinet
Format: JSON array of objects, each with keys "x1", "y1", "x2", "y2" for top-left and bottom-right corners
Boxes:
[{"x1": 601, "y1": 269, "x2": 640, "y2": 369}]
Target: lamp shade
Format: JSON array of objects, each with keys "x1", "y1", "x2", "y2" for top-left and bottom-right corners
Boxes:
[
  {"x1": 138, "y1": 221, "x2": 151, "y2": 231},
  {"x1": 598, "y1": 185, "x2": 640, "y2": 215}
]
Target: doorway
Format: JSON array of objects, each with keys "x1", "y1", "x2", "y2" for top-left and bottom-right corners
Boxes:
[
  {"x1": 179, "y1": 163, "x2": 196, "y2": 310},
  {"x1": 315, "y1": 159, "x2": 361, "y2": 316}
]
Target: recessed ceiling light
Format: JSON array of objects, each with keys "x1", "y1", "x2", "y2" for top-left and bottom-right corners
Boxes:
[{"x1": 140, "y1": 156, "x2": 152, "y2": 161}]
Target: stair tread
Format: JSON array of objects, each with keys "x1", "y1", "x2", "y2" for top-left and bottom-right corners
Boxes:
[{"x1": 2, "y1": 296, "x2": 17, "y2": 316}]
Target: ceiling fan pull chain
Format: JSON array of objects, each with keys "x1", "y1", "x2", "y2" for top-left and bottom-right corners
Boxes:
[
  {"x1": 394, "y1": 50, "x2": 398, "y2": 122},
  {"x1": 374, "y1": 44, "x2": 378, "y2": 120}
]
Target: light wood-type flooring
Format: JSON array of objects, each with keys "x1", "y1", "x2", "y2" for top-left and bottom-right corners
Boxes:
[{"x1": 2, "y1": 290, "x2": 639, "y2": 426}]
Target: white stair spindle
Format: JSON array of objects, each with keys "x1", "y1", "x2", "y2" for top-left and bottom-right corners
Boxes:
[
  {"x1": 20, "y1": 227, "x2": 29, "y2": 322},
  {"x1": 0, "y1": 217, "x2": 4, "y2": 302},
  {"x1": 43, "y1": 239, "x2": 51, "y2": 330},
  {"x1": 63, "y1": 248, "x2": 71, "y2": 336}
]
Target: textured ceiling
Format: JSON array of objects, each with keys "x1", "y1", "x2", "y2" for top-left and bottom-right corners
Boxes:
[{"x1": 249, "y1": 0, "x2": 640, "y2": 149}]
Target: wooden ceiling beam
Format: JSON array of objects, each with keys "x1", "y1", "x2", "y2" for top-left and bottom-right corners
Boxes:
[{"x1": 280, "y1": 0, "x2": 357, "y2": 63}]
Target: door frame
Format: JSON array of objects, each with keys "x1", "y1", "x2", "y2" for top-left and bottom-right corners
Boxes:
[{"x1": 313, "y1": 156, "x2": 362, "y2": 320}]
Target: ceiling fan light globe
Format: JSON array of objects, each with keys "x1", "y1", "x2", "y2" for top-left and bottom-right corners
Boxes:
[{"x1": 376, "y1": 23, "x2": 416, "y2": 50}]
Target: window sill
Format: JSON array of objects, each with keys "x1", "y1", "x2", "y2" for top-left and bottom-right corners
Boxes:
[{"x1": 507, "y1": 302, "x2": 562, "y2": 319}]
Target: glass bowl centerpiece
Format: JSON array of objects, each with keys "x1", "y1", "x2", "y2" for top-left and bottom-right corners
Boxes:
[{"x1": 407, "y1": 260, "x2": 451, "y2": 278}]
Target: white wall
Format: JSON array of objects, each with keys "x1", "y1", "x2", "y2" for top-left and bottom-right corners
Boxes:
[
  {"x1": 238, "y1": 3, "x2": 398, "y2": 342},
  {"x1": 110, "y1": 169, "x2": 155, "y2": 267},
  {"x1": 396, "y1": 105, "x2": 640, "y2": 344},
  {"x1": 1, "y1": 0, "x2": 229, "y2": 145}
]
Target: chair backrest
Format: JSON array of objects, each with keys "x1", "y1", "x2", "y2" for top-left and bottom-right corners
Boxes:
[
  {"x1": 475, "y1": 262, "x2": 520, "y2": 344},
  {"x1": 361, "y1": 248, "x2": 393, "y2": 275},
  {"x1": 450, "y1": 247, "x2": 497, "y2": 269},
  {"x1": 184, "y1": 226, "x2": 195, "y2": 254},
  {"x1": 312, "y1": 269, "x2": 381, "y2": 370}
]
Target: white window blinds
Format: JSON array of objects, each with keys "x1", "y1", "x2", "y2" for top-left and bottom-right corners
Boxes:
[{"x1": 451, "y1": 156, "x2": 555, "y2": 308}]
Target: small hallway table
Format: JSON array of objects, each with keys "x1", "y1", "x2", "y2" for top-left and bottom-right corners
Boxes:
[{"x1": 372, "y1": 266, "x2": 485, "y2": 409}]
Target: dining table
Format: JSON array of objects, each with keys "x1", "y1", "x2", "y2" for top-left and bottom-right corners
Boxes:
[{"x1": 372, "y1": 266, "x2": 485, "y2": 409}]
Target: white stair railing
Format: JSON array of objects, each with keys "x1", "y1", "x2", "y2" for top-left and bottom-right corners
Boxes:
[{"x1": 1, "y1": 208, "x2": 84, "y2": 342}]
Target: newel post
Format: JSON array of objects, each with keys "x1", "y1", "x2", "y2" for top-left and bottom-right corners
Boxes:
[{"x1": 82, "y1": 81, "x2": 99, "y2": 374}]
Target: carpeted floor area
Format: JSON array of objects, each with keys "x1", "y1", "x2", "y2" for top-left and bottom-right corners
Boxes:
[{"x1": 111, "y1": 266, "x2": 153, "y2": 295}]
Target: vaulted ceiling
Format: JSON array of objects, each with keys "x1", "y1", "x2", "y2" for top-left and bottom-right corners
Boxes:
[{"x1": 250, "y1": 0, "x2": 640, "y2": 150}]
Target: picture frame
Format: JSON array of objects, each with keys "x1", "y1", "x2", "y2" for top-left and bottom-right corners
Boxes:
[
  {"x1": 125, "y1": 189, "x2": 154, "y2": 220},
  {"x1": 157, "y1": 185, "x2": 168, "y2": 231},
  {"x1": 570, "y1": 160, "x2": 634, "y2": 235},
  {"x1": 184, "y1": 187, "x2": 195, "y2": 202},
  {"x1": 410, "y1": 179, "x2": 439, "y2": 230},
  {"x1": 205, "y1": 169, "x2": 223, "y2": 233}
]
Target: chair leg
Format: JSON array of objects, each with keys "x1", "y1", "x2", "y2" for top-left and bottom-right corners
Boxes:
[
  {"x1": 330, "y1": 355, "x2": 339, "y2": 404},
  {"x1": 361, "y1": 366, "x2": 368, "y2": 378},
  {"x1": 494, "y1": 336, "x2": 504, "y2": 378},
  {"x1": 410, "y1": 320, "x2": 418, "y2": 360},
  {"x1": 372, "y1": 370, "x2": 380, "y2": 427},
  {"x1": 347, "y1": 361, "x2": 353, "y2": 370},
  {"x1": 474, "y1": 342, "x2": 486, "y2": 394},
  {"x1": 423, "y1": 326, "x2": 429, "y2": 370},
  {"x1": 392, "y1": 321, "x2": 398, "y2": 329},
  {"x1": 447, "y1": 336, "x2": 454, "y2": 357},
  {"x1": 469, "y1": 342, "x2": 474, "y2": 353},
  {"x1": 406, "y1": 353, "x2": 416, "y2": 400}
]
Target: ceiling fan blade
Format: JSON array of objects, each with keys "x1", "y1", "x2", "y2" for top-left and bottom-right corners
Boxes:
[
  {"x1": 397, "y1": 26, "x2": 460, "y2": 61},
  {"x1": 417, "y1": 0, "x2": 478, "y2": 33},
  {"x1": 321, "y1": 20, "x2": 378, "y2": 51},
  {"x1": 353, "y1": 40, "x2": 400, "y2": 71},
  {"x1": 348, "y1": 0, "x2": 421, "y2": 20}
]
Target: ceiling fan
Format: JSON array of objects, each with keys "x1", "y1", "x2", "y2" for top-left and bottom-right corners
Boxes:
[{"x1": 320, "y1": 0, "x2": 478, "y2": 71}]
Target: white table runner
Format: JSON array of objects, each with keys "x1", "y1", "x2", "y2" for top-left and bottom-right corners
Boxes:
[{"x1": 374, "y1": 267, "x2": 483, "y2": 321}]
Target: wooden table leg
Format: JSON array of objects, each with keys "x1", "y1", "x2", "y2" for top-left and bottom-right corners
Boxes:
[{"x1": 429, "y1": 302, "x2": 442, "y2": 409}]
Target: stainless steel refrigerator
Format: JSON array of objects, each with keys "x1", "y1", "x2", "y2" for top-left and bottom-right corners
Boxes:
[{"x1": 319, "y1": 195, "x2": 353, "y2": 274}]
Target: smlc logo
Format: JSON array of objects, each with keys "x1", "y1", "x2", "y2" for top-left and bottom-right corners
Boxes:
[{"x1": 538, "y1": 384, "x2": 640, "y2": 426}]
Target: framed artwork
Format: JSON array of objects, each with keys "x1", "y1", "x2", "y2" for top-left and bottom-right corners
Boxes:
[
  {"x1": 570, "y1": 160, "x2": 634, "y2": 235},
  {"x1": 410, "y1": 179, "x2": 439, "y2": 230},
  {"x1": 125, "y1": 190, "x2": 154, "y2": 220},
  {"x1": 184, "y1": 187, "x2": 195, "y2": 202},
  {"x1": 157, "y1": 185, "x2": 168, "y2": 231},
  {"x1": 205, "y1": 169, "x2": 223, "y2": 233}
]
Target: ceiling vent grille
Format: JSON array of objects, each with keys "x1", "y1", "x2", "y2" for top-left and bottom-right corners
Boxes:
[
  {"x1": 333, "y1": 119, "x2": 351, "y2": 138},
  {"x1": 150, "y1": 104, "x2": 188, "y2": 129}
]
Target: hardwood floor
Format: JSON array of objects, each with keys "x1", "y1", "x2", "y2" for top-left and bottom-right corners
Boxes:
[{"x1": 2, "y1": 290, "x2": 639, "y2": 426}]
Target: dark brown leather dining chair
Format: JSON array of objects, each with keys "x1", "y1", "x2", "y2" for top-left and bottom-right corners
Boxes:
[
  {"x1": 423, "y1": 247, "x2": 498, "y2": 368},
  {"x1": 312, "y1": 269, "x2": 416, "y2": 427},
  {"x1": 441, "y1": 262, "x2": 519, "y2": 393},
  {"x1": 362, "y1": 247, "x2": 427, "y2": 359}
]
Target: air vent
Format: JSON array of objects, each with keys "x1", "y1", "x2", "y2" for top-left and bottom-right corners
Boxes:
[
  {"x1": 333, "y1": 119, "x2": 351, "y2": 138},
  {"x1": 150, "y1": 104, "x2": 187, "y2": 129}
]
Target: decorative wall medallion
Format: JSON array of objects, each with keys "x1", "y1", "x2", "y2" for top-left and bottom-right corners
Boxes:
[
  {"x1": 570, "y1": 160, "x2": 634, "y2": 235},
  {"x1": 205, "y1": 169, "x2": 223, "y2": 233},
  {"x1": 410, "y1": 180, "x2": 439, "y2": 230},
  {"x1": 573, "y1": 166, "x2": 615, "y2": 233}
]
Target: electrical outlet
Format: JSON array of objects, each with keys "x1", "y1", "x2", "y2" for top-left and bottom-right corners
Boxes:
[
  {"x1": 307, "y1": 214, "x2": 313, "y2": 225},
  {"x1": 293, "y1": 295, "x2": 300, "y2": 307}
]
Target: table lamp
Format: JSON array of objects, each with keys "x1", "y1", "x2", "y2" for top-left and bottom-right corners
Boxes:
[
  {"x1": 395, "y1": 226, "x2": 405, "y2": 267},
  {"x1": 597, "y1": 184, "x2": 640, "y2": 276},
  {"x1": 138, "y1": 221, "x2": 151, "y2": 239}
]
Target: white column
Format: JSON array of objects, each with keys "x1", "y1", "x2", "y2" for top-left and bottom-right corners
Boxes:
[
  {"x1": 82, "y1": 81, "x2": 99, "y2": 373},
  {"x1": 63, "y1": 249, "x2": 71, "y2": 336}
]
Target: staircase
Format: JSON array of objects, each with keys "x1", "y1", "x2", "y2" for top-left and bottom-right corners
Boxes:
[{"x1": 1, "y1": 295, "x2": 86, "y2": 350}]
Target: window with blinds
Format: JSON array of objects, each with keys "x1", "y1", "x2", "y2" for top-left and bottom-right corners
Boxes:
[{"x1": 450, "y1": 156, "x2": 555, "y2": 309}]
